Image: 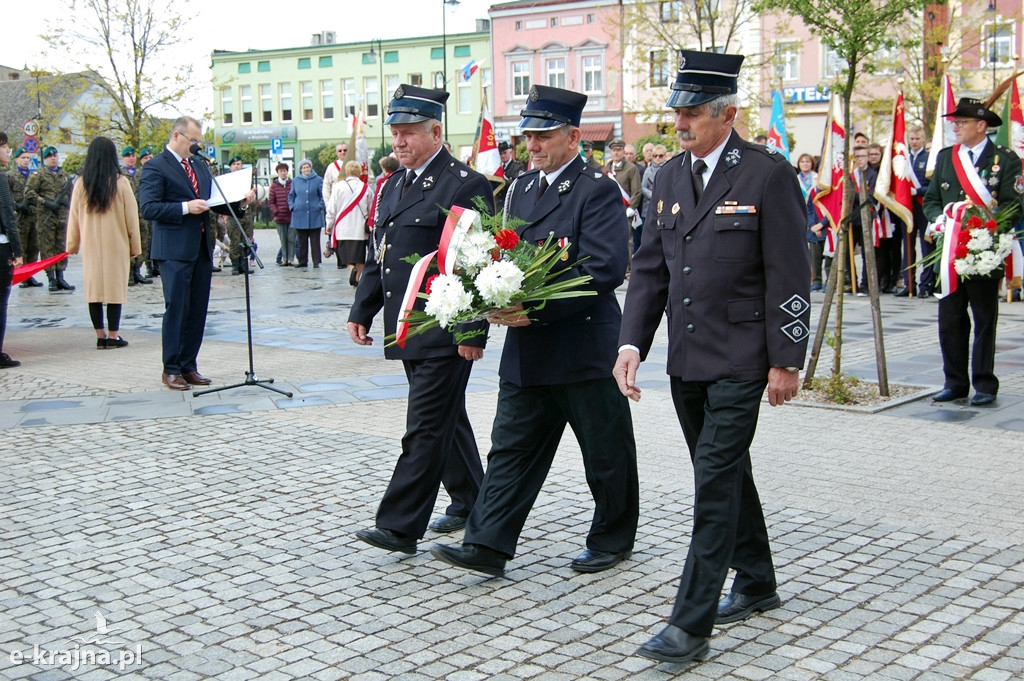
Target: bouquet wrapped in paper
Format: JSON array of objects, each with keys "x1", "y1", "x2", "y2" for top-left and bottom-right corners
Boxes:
[{"x1": 386, "y1": 201, "x2": 595, "y2": 347}]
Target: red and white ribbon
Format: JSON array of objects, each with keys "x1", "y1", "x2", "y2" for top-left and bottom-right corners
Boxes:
[
  {"x1": 437, "y1": 206, "x2": 479, "y2": 275},
  {"x1": 936, "y1": 201, "x2": 968, "y2": 299},
  {"x1": 1006, "y1": 240, "x2": 1024, "y2": 282},
  {"x1": 951, "y1": 145, "x2": 994, "y2": 210},
  {"x1": 395, "y1": 250, "x2": 438, "y2": 348}
]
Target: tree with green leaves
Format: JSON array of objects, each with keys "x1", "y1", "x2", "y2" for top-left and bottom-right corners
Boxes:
[
  {"x1": 41, "y1": 0, "x2": 195, "y2": 149},
  {"x1": 755, "y1": 0, "x2": 924, "y2": 389}
]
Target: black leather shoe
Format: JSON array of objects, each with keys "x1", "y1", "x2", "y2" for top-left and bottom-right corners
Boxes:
[
  {"x1": 355, "y1": 528, "x2": 417, "y2": 554},
  {"x1": 636, "y1": 624, "x2": 709, "y2": 664},
  {"x1": 917, "y1": 289, "x2": 933, "y2": 299},
  {"x1": 0, "y1": 352, "x2": 21, "y2": 368},
  {"x1": 427, "y1": 514, "x2": 467, "y2": 533},
  {"x1": 430, "y1": 543, "x2": 506, "y2": 577},
  {"x1": 716, "y1": 591, "x2": 781, "y2": 624},
  {"x1": 932, "y1": 389, "x2": 967, "y2": 402},
  {"x1": 570, "y1": 549, "x2": 632, "y2": 573},
  {"x1": 971, "y1": 392, "x2": 996, "y2": 406}
]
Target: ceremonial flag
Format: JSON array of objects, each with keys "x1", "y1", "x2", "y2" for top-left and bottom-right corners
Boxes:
[
  {"x1": 460, "y1": 58, "x2": 485, "y2": 82},
  {"x1": 473, "y1": 101, "x2": 502, "y2": 178},
  {"x1": 813, "y1": 94, "x2": 845, "y2": 256},
  {"x1": 12, "y1": 253, "x2": 68, "y2": 285},
  {"x1": 994, "y1": 77, "x2": 1024, "y2": 158},
  {"x1": 766, "y1": 89, "x2": 791, "y2": 161},
  {"x1": 874, "y1": 92, "x2": 914, "y2": 228},
  {"x1": 926, "y1": 73, "x2": 955, "y2": 178}
]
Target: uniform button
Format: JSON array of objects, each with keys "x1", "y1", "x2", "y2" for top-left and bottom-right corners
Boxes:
[
  {"x1": 686, "y1": 323, "x2": 695, "y2": 332},
  {"x1": 389, "y1": 221, "x2": 394, "y2": 226},
  {"x1": 683, "y1": 297, "x2": 691, "y2": 306},
  {"x1": 584, "y1": 316, "x2": 591, "y2": 321},
  {"x1": 754, "y1": 311, "x2": 760, "y2": 318},
  {"x1": 385, "y1": 268, "x2": 391, "y2": 274},
  {"x1": 415, "y1": 218, "x2": 420, "y2": 223},
  {"x1": 386, "y1": 291, "x2": 392, "y2": 298},
  {"x1": 684, "y1": 235, "x2": 692, "y2": 243},
  {"x1": 386, "y1": 243, "x2": 393, "y2": 250},
  {"x1": 683, "y1": 266, "x2": 692, "y2": 274},
  {"x1": 734, "y1": 221, "x2": 741, "y2": 227}
]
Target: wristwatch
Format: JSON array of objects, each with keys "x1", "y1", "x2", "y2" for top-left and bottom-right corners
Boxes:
[{"x1": 784, "y1": 367, "x2": 799, "y2": 373}]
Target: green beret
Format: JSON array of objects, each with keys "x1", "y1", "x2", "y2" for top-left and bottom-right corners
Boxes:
[
  {"x1": 42, "y1": 146, "x2": 58, "y2": 158},
  {"x1": 121, "y1": 145, "x2": 136, "y2": 157},
  {"x1": 14, "y1": 148, "x2": 29, "y2": 158},
  {"x1": 139, "y1": 146, "x2": 153, "y2": 157},
  {"x1": 228, "y1": 155, "x2": 243, "y2": 165}
]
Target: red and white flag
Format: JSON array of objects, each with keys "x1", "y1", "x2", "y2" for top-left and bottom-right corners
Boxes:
[
  {"x1": 474, "y1": 102, "x2": 502, "y2": 178},
  {"x1": 926, "y1": 73, "x2": 955, "y2": 178},
  {"x1": 813, "y1": 94, "x2": 845, "y2": 257},
  {"x1": 1008, "y1": 78, "x2": 1024, "y2": 158},
  {"x1": 874, "y1": 92, "x2": 914, "y2": 229}
]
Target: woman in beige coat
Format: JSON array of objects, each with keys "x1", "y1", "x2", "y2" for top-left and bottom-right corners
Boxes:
[{"x1": 66, "y1": 136, "x2": 142, "y2": 349}]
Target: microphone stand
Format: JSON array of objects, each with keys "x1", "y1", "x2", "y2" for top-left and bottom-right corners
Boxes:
[{"x1": 192, "y1": 152, "x2": 292, "y2": 399}]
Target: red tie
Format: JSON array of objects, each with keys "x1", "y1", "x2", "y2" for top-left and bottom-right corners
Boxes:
[{"x1": 182, "y1": 159, "x2": 200, "y2": 196}]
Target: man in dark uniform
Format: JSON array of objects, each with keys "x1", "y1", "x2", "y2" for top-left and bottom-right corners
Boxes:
[
  {"x1": 850, "y1": 147, "x2": 877, "y2": 295},
  {"x1": 430, "y1": 85, "x2": 639, "y2": 577},
  {"x1": 226, "y1": 155, "x2": 259, "y2": 275},
  {"x1": 137, "y1": 146, "x2": 158, "y2": 278},
  {"x1": 581, "y1": 140, "x2": 602, "y2": 172},
  {"x1": 613, "y1": 50, "x2": 810, "y2": 664},
  {"x1": 925, "y1": 98, "x2": 1022, "y2": 407},
  {"x1": 496, "y1": 141, "x2": 524, "y2": 208},
  {"x1": 28, "y1": 146, "x2": 75, "y2": 292},
  {"x1": 121, "y1": 146, "x2": 153, "y2": 286},
  {"x1": 7, "y1": 147, "x2": 40, "y2": 288},
  {"x1": 347, "y1": 85, "x2": 493, "y2": 553},
  {"x1": 903, "y1": 125, "x2": 931, "y2": 297}
]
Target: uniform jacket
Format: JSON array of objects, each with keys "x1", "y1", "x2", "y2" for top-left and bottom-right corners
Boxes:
[
  {"x1": 66, "y1": 175, "x2": 142, "y2": 304},
  {"x1": 7, "y1": 168, "x2": 36, "y2": 229},
  {"x1": 606, "y1": 160, "x2": 642, "y2": 210},
  {"x1": 909, "y1": 147, "x2": 929, "y2": 228},
  {"x1": 28, "y1": 166, "x2": 72, "y2": 228},
  {"x1": 923, "y1": 140, "x2": 1022, "y2": 222},
  {"x1": 288, "y1": 171, "x2": 325, "y2": 230},
  {"x1": 850, "y1": 166, "x2": 877, "y2": 229},
  {"x1": 349, "y1": 147, "x2": 494, "y2": 360},
  {"x1": 502, "y1": 159, "x2": 524, "y2": 180},
  {"x1": 619, "y1": 130, "x2": 811, "y2": 382},
  {"x1": 138, "y1": 149, "x2": 226, "y2": 261},
  {"x1": 268, "y1": 178, "x2": 292, "y2": 225},
  {"x1": 499, "y1": 155, "x2": 629, "y2": 387}
]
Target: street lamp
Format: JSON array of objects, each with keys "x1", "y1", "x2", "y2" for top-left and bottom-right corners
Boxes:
[
  {"x1": 368, "y1": 39, "x2": 386, "y2": 153},
  {"x1": 441, "y1": 0, "x2": 461, "y2": 135}
]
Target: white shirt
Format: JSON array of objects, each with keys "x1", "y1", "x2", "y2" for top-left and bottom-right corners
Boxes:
[
  {"x1": 167, "y1": 145, "x2": 195, "y2": 216},
  {"x1": 688, "y1": 134, "x2": 731, "y2": 191}
]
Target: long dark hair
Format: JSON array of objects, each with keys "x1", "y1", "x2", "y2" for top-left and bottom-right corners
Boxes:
[{"x1": 81, "y1": 136, "x2": 120, "y2": 213}]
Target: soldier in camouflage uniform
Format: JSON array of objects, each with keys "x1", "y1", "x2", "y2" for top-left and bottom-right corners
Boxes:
[
  {"x1": 7, "y1": 148, "x2": 41, "y2": 287},
  {"x1": 120, "y1": 146, "x2": 152, "y2": 286},
  {"x1": 227, "y1": 155, "x2": 259, "y2": 275},
  {"x1": 137, "y1": 147, "x2": 158, "y2": 278},
  {"x1": 27, "y1": 146, "x2": 74, "y2": 291}
]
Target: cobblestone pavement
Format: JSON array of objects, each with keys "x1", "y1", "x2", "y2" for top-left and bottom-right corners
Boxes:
[{"x1": 2, "y1": 230, "x2": 1023, "y2": 680}]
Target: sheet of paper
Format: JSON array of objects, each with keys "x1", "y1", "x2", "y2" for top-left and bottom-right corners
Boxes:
[{"x1": 206, "y1": 167, "x2": 252, "y2": 207}]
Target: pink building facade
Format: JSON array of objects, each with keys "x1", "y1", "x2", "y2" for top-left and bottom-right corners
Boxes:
[{"x1": 489, "y1": 0, "x2": 623, "y2": 148}]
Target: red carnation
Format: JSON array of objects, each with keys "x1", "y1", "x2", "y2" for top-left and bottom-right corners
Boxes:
[
  {"x1": 985, "y1": 219, "x2": 998, "y2": 232},
  {"x1": 966, "y1": 215, "x2": 983, "y2": 229},
  {"x1": 955, "y1": 244, "x2": 969, "y2": 259},
  {"x1": 957, "y1": 229, "x2": 972, "y2": 244},
  {"x1": 425, "y1": 274, "x2": 439, "y2": 294},
  {"x1": 495, "y1": 229, "x2": 520, "y2": 250}
]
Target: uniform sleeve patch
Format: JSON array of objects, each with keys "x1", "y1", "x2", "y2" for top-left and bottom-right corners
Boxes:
[
  {"x1": 780, "y1": 294, "x2": 810, "y2": 318},
  {"x1": 781, "y1": 319, "x2": 809, "y2": 343}
]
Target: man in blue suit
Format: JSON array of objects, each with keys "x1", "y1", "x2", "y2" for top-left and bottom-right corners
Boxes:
[
  {"x1": 430, "y1": 85, "x2": 639, "y2": 577},
  {"x1": 140, "y1": 116, "x2": 252, "y2": 390}
]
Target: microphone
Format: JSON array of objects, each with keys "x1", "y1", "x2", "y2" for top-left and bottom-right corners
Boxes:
[{"x1": 189, "y1": 142, "x2": 212, "y2": 162}]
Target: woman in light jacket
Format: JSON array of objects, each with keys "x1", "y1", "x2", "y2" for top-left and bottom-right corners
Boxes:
[
  {"x1": 325, "y1": 161, "x2": 372, "y2": 284},
  {"x1": 287, "y1": 159, "x2": 325, "y2": 269},
  {"x1": 66, "y1": 136, "x2": 142, "y2": 349}
]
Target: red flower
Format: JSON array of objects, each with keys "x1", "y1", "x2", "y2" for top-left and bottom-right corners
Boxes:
[
  {"x1": 966, "y1": 215, "x2": 983, "y2": 229},
  {"x1": 425, "y1": 274, "x2": 439, "y2": 294},
  {"x1": 957, "y1": 229, "x2": 972, "y2": 244},
  {"x1": 985, "y1": 219, "x2": 998, "y2": 232},
  {"x1": 955, "y1": 244, "x2": 969, "y2": 259},
  {"x1": 495, "y1": 229, "x2": 520, "y2": 250}
]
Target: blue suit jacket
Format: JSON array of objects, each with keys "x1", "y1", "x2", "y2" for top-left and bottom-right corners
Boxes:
[{"x1": 139, "y1": 149, "x2": 223, "y2": 261}]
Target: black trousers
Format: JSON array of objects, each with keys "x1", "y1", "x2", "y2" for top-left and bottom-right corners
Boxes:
[
  {"x1": 667, "y1": 377, "x2": 776, "y2": 638},
  {"x1": 375, "y1": 355, "x2": 483, "y2": 538},
  {"x1": 464, "y1": 376, "x2": 639, "y2": 558},
  {"x1": 938, "y1": 276, "x2": 1000, "y2": 395}
]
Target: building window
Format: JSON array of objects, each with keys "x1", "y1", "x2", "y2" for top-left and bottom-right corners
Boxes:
[
  {"x1": 515, "y1": 21, "x2": 522, "y2": 30},
  {"x1": 238, "y1": 62, "x2": 251, "y2": 74},
  {"x1": 431, "y1": 47, "x2": 444, "y2": 59},
  {"x1": 984, "y1": 20, "x2": 1014, "y2": 67},
  {"x1": 582, "y1": 55, "x2": 602, "y2": 93},
  {"x1": 320, "y1": 79, "x2": 334, "y2": 120},
  {"x1": 409, "y1": 73, "x2": 423, "y2": 86},
  {"x1": 319, "y1": 56, "x2": 332, "y2": 68},
  {"x1": 587, "y1": 14, "x2": 595, "y2": 23},
  {"x1": 362, "y1": 52, "x2": 375, "y2": 65},
  {"x1": 298, "y1": 57, "x2": 311, "y2": 69},
  {"x1": 240, "y1": 85, "x2": 253, "y2": 124},
  {"x1": 433, "y1": 71, "x2": 445, "y2": 89},
  {"x1": 384, "y1": 51, "x2": 399, "y2": 63},
  {"x1": 524, "y1": 19, "x2": 545, "y2": 29},
  {"x1": 649, "y1": 50, "x2": 669, "y2": 88},
  {"x1": 562, "y1": 15, "x2": 583, "y2": 26},
  {"x1": 258, "y1": 61, "x2": 270, "y2": 72},
  {"x1": 279, "y1": 83, "x2": 292, "y2": 122},
  {"x1": 774, "y1": 42, "x2": 800, "y2": 82},
  {"x1": 457, "y1": 77, "x2": 472, "y2": 114},
  {"x1": 512, "y1": 61, "x2": 530, "y2": 98},
  {"x1": 365, "y1": 76, "x2": 379, "y2": 118},
  {"x1": 660, "y1": 0, "x2": 682, "y2": 22},
  {"x1": 220, "y1": 87, "x2": 233, "y2": 125},
  {"x1": 822, "y1": 45, "x2": 845, "y2": 79},
  {"x1": 546, "y1": 58, "x2": 566, "y2": 89},
  {"x1": 260, "y1": 84, "x2": 272, "y2": 123},
  {"x1": 551, "y1": 17, "x2": 558, "y2": 27},
  {"x1": 342, "y1": 78, "x2": 356, "y2": 118},
  {"x1": 385, "y1": 74, "x2": 399, "y2": 93},
  {"x1": 300, "y1": 80, "x2": 313, "y2": 121},
  {"x1": 454, "y1": 45, "x2": 471, "y2": 58}
]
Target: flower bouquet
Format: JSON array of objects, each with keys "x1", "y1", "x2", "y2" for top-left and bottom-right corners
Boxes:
[
  {"x1": 919, "y1": 200, "x2": 1022, "y2": 297},
  {"x1": 386, "y1": 199, "x2": 595, "y2": 347}
]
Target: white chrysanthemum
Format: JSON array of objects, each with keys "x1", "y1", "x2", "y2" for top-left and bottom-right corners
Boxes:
[
  {"x1": 455, "y1": 230, "x2": 496, "y2": 276},
  {"x1": 966, "y1": 228, "x2": 993, "y2": 252},
  {"x1": 996, "y1": 233, "x2": 1016, "y2": 258},
  {"x1": 975, "y1": 250, "x2": 1004, "y2": 276},
  {"x1": 474, "y1": 260, "x2": 525, "y2": 307},
  {"x1": 424, "y1": 274, "x2": 474, "y2": 327},
  {"x1": 954, "y1": 258, "x2": 973, "y2": 276}
]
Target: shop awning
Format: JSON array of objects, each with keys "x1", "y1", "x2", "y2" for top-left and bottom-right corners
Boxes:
[{"x1": 579, "y1": 123, "x2": 614, "y2": 142}]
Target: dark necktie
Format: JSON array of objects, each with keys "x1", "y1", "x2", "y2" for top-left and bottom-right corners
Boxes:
[
  {"x1": 182, "y1": 159, "x2": 200, "y2": 196},
  {"x1": 691, "y1": 159, "x2": 707, "y2": 201},
  {"x1": 401, "y1": 171, "x2": 416, "y2": 197},
  {"x1": 536, "y1": 175, "x2": 549, "y2": 203},
  {"x1": 968, "y1": 149, "x2": 975, "y2": 165}
]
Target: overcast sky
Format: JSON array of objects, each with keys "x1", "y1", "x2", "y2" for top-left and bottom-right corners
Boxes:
[{"x1": 0, "y1": 0, "x2": 495, "y2": 117}]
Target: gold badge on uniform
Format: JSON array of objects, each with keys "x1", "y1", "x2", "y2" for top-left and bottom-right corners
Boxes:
[
  {"x1": 671, "y1": 202, "x2": 680, "y2": 214},
  {"x1": 560, "y1": 251, "x2": 569, "y2": 261},
  {"x1": 657, "y1": 200, "x2": 664, "y2": 214}
]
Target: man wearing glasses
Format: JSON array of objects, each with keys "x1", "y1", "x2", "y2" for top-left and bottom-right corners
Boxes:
[
  {"x1": 640, "y1": 145, "x2": 669, "y2": 252},
  {"x1": 323, "y1": 143, "x2": 349, "y2": 203},
  {"x1": 924, "y1": 97, "x2": 1023, "y2": 407}
]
